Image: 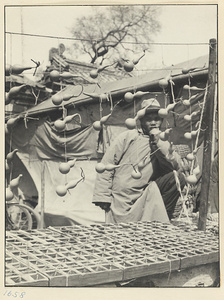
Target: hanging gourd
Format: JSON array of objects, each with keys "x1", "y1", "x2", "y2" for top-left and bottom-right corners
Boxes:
[
  {"x1": 5, "y1": 64, "x2": 12, "y2": 76},
  {"x1": 67, "y1": 159, "x2": 76, "y2": 168},
  {"x1": 54, "y1": 119, "x2": 66, "y2": 131},
  {"x1": 93, "y1": 111, "x2": 111, "y2": 131},
  {"x1": 138, "y1": 159, "x2": 147, "y2": 169},
  {"x1": 159, "y1": 131, "x2": 168, "y2": 141},
  {"x1": 184, "y1": 132, "x2": 193, "y2": 140},
  {"x1": 182, "y1": 94, "x2": 198, "y2": 106},
  {"x1": 64, "y1": 113, "x2": 81, "y2": 124},
  {"x1": 191, "y1": 130, "x2": 199, "y2": 138},
  {"x1": 5, "y1": 124, "x2": 10, "y2": 135},
  {"x1": 93, "y1": 121, "x2": 102, "y2": 131},
  {"x1": 11, "y1": 64, "x2": 33, "y2": 75},
  {"x1": 9, "y1": 174, "x2": 23, "y2": 189},
  {"x1": 132, "y1": 51, "x2": 146, "y2": 65},
  {"x1": 183, "y1": 85, "x2": 204, "y2": 91},
  {"x1": 125, "y1": 105, "x2": 148, "y2": 130},
  {"x1": 159, "y1": 128, "x2": 172, "y2": 141},
  {"x1": 66, "y1": 179, "x2": 83, "y2": 190},
  {"x1": 52, "y1": 94, "x2": 63, "y2": 106},
  {"x1": 5, "y1": 161, "x2": 10, "y2": 173},
  {"x1": 7, "y1": 84, "x2": 26, "y2": 100},
  {"x1": 185, "y1": 174, "x2": 198, "y2": 185},
  {"x1": 193, "y1": 165, "x2": 200, "y2": 175},
  {"x1": 136, "y1": 108, "x2": 146, "y2": 119},
  {"x1": 124, "y1": 92, "x2": 134, "y2": 103},
  {"x1": 5, "y1": 93, "x2": 11, "y2": 105},
  {"x1": 182, "y1": 67, "x2": 197, "y2": 74},
  {"x1": 89, "y1": 69, "x2": 98, "y2": 79},
  {"x1": 56, "y1": 185, "x2": 67, "y2": 197},
  {"x1": 52, "y1": 92, "x2": 75, "y2": 106},
  {"x1": 183, "y1": 99, "x2": 191, "y2": 106},
  {"x1": 60, "y1": 72, "x2": 76, "y2": 80},
  {"x1": 59, "y1": 162, "x2": 71, "y2": 174},
  {"x1": 184, "y1": 114, "x2": 192, "y2": 121},
  {"x1": 158, "y1": 108, "x2": 169, "y2": 118},
  {"x1": 100, "y1": 113, "x2": 111, "y2": 124},
  {"x1": 131, "y1": 168, "x2": 142, "y2": 179},
  {"x1": 166, "y1": 103, "x2": 176, "y2": 112},
  {"x1": 159, "y1": 74, "x2": 171, "y2": 89},
  {"x1": 123, "y1": 60, "x2": 135, "y2": 72},
  {"x1": 6, "y1": 188, "x2": 14, "y2": 201},
  {"x1": 89, "y1": 63, "x2": 115, "y2": 79},
  {"x1": 49, "y1": 70, "x2": 60, "y2": 81},
  {"x1": 55, "y1": 114, "x2": 81, "y2": 131},
  {"x1": 6, "y1": 149, "x2": 18, "y2": 163},
  {"x1": 95, "y1": 162, "x2": 106, "y2": 173},
  {"x1": 105, "y1": 163, "x2": 119, "y2": 171},
  {"x1": 186, "y1": 152, "x2": 195, "y2": 161},
  {"x1": 6, "y1": 116, "x2": 20, "y2": 129},
  {"x1": 125, "y1": 118, "x2": 137, "y2": 130},
  {"x1": 134, "y1": 91, "x2": 149, "y2": 98}
]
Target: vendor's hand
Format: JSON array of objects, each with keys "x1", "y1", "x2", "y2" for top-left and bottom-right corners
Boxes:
[
  {"x1": 149, "y1": 128, "x2": 161, "y2": 147},
  {"x1": 179, "y1": 158, "x2": 192, "y2": 175},
  {"x1": 94, "y1": 202, "x2": 111, "y2": 212}
]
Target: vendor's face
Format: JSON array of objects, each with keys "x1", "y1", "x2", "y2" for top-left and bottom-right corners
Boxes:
[{"x1": 140, "y1": 111, "x2": 163, "y2": 135}]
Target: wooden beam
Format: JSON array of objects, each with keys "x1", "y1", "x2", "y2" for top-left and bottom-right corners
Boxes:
[
  {"x1": 198, "y1": 39, "x2": 217, "y2": 231},
  {"x1": 40, "y1": 161, "x2": 45, "y2": 229}
]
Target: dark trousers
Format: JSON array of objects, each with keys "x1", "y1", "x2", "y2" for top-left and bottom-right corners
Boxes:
[{"x1": 155, "y1": 172, "x2": 185, "y2": 219}]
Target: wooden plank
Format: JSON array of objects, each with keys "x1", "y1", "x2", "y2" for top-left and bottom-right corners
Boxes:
[
  {"x1": 198, "y1": 38, "x2": 217, "y2": 230},
  {"x1": 40, "y1": 161, "x2": 45, "y2": 229}
]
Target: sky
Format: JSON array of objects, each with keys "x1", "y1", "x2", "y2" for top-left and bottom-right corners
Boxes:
[{"x1": 5, "y1": 4, "x2": 217, "y2": 77}]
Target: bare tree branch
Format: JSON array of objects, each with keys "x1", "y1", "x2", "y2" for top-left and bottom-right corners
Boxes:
[{"x1": 70, "y1": 5, "x2": 161, "y2": 64}]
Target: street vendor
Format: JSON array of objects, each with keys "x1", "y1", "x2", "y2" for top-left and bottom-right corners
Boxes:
[{"x1": 92, "y1": 96, "x2": 186, "y2": 223}]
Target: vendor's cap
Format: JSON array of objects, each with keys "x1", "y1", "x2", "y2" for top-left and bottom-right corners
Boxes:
[{"x1": 141, "y1": 97, "x2": 161, "y2": 113}]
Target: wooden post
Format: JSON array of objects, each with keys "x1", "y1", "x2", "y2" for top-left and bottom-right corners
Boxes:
[
  {"x1": 198, "y1": 39, "x2": 217, "y2": 230},
  {"x1": 40, "y1": 161, "x2": 45, "y2": 229}
]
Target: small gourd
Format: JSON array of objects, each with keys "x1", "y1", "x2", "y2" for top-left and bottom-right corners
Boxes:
[
  {"x1": 67, "y1": 159, "x2": 76, "y2": 168},
  {"x1": 185, "y1": 174, "x2": 198, "y2": 185},
  {"x1": 100, "y1": 114, "x2": 111, "y2": 124},
  {"x1": 125, "y1": 118, "x2": 137, "y2": 130},
  {"x1": 6, "y1": 188, "x2": 14, "y2": 201},
  {"x1": 186, "y1": 153, "x2": 195, "y2": 161},
  {"x1": 59, "y1": 162, "x2": 71, "y2": 174},
  {"x1": 158, "y1": 108, "x2": 169, "y2": 118},
  {"x1": 50, "y1": 70, "x2": 60, "y2": 81},
  {"x1": 123, "y1": 61, "x2": 134, "y2": 72},
  {"x1": 9, "y1": 174, "x2": 23, "y2": 189},
  {"x1": 6, "y1": 149, "x2": 18, "y2": 162},
  {"x1": 11, "y1": 65, "x2": 32, "y2": 75},
  {"x1": 95, "y1": 163, "x2": 106, "y2": 173},
  {"x1": 184, "y1": 132, "x2": 192, "y2": 140},
  {"x1": 166, "y1": 103, "x2": 176, "y2": 111},
  {"x1": 90, "y1": 69, "x2": 98, "y2": 79},
  {"x1": 6, "y1": 117, "x2": 20, "y2": 129},
  {"x1": 159, "y1": 78, "x2": 169, "y2": 89},
  {"x1": 132, "y1": 51, "x2": 145, "y2": 65},
  {"x1": 105, "y1": 163, "x2": 118, "y2": 171},
  {"x1": 52, "y1": 94, "x2": 63, "y2": 106},
  {"x1": 66, "y1": 180, "x2": 79, "y2": 190},
  {"x1": 131, "y1": 169, "x2": 142, "y2": 179},
  {"x1": 193, "y1": 165, "x2": 200, "y2": 175},
  {"x1": 136, "y1": 108, "x2": 146, "y2": 119},
  {"x1": 8, "y1": 84, "x2": 26, "y2": 99},
  {"x1": 54, "y1": 119, "x2": 66, "y2": 131},
  {"x1": 93, "y1": 121, "x2": 102, "y2": 131},
  {"x1": 56, "y1": 185, "x2": 67, "y2": 197},
  {"x1": 124, "y1": 92, "x2": 134, "y2": 103}
]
